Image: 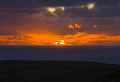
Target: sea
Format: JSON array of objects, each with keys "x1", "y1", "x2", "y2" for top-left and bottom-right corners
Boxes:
[{"x1": 0, "y1": 46, "x2": 120, "y2": 65}]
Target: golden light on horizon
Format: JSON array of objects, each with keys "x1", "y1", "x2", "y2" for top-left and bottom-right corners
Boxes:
[
  {"x1": 87, "y1": 3, "x2": 94, "y2": 9},
  {"x1": 0, "y1": 32, "x2": 120, "y2": 46}
]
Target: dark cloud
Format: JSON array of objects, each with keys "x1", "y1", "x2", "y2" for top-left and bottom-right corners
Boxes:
[
  {"x1": 76, "y1": 36, "x2": 82, "y2": 38},
  {"x1": 0, "y1": 0, "x2": 119, "y2": 8},
  {"x1": 0, "y1": 8, "x2": 42, "y2": 14},
  {"x1": 0, "y1": 41, "x2": 3, "y2": 43},
  {"x1": 66, "y1": 42, "x2": 79, "y2": 45},
  {"x1": 96, "y1": 0, "x2": 120, "y2": 6},
  {"x1": 108, "y1": 41, "x2": 120, "y2": 46},
  {"x1": 98, "y1": 36, "x2": 106, "y2": 39},
  {"x1": 65, "y1": 7, "x2": 120, "y2": 18},
  {"x1": 13, "y1": 41, "x2": 26, "y2": 43},
  {"x1": 0, "y1": 0, "x2": 90, "y2": 8},
  {"x1": 0, "y1": 0, "x2": 120, "y2": 17},
  {"x1": 82, "y1": 18, "x2": 118, "y2": 25},
  {"x1": 89, "y1": 41, "x2": 113, "y2": 45},
  {"x1": 42, "y1": 13, "x2": 54, "y2": 18},
  {"x1": 4, "y1": 41, "x2": 28, "y2": 45},
  {"x1": 4, "y1": 41, "x2": 10, "y2": 43},
  {"x1": 66, "y1": 37, "x2": 73, "y2": 39},
  {"x1": 7, "y1": 35, "x2": 24, "y2": 40},
  {"x1": 40, "y1": 41, "x2": 53, "y2": 45}
]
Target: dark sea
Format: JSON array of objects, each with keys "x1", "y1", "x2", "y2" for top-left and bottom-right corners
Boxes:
[{"x1": 0, "y1": 46, "x2": 120, "y2": 65}]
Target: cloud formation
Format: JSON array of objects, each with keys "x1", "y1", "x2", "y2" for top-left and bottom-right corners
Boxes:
[{"x1": 0, "y1": 0, "x2": 120, "y2": 46}]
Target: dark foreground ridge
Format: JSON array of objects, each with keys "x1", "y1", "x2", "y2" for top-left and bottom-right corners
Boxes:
[{"x1": 0, "y1": 60, "x2": 120, "y2": 82}]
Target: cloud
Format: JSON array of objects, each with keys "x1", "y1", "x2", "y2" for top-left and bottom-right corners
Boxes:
[
  {"x1": 0, "y1": 0, "x2": 90, "y2": 8},
  {"x1": 98, "y1": 36, "x2": 106, "y2": 39},
  {"x1": 40, "y1": 41, "x2": 53, "y2": 45},
  {"x1": 0, "y1": 8, "x2": 42, "y2": 15},
  {"x1": 46, "y1": 6, "x2": 65, "y2": 15},
  {"x1": 0, "y1": 41, "x2": 3, "y2": 44},
  {"x1": 0, "y1": 0, "x2": 120, "y2": 42},
  {"x1": 64, "y1": 32, "x2": 120, "y2": 46},
  {"x1": 7, "y1": 35, "x2": 25, "y2": 40},
  {"x1": 0, "y1": 35, "x2": 30, "y2": 45},
  {"x1": 82, "y1": 18, "x2": 118, "y2": 25},
  {"x1": 96, "y1": 0, "x2": 120, "y2": 6},
  {"x1": 64, "y1": 7, "x2": 120, "y2": 18},
  {"x1": 0, "y1": 0, "x2": 120, "y2": 8},
  {"x1": 88, "y1": 41, "x2": 113, "y2": 46},
  {"x1": 1, "y1": 0, "x2": 119, "y2": 19}
]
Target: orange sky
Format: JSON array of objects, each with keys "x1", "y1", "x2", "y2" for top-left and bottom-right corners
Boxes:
[{"x1": 0, "y1": 32, "x2": 120, "y2": 46}]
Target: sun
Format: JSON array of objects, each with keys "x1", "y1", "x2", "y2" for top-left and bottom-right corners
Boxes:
[{"x1": 55, "y1": 40, "x2": 65, "y2": 45}]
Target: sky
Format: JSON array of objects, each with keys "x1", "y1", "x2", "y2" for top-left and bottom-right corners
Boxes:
[{"x1": 0, "y1": 0, "x2": 120, "y2": 46}]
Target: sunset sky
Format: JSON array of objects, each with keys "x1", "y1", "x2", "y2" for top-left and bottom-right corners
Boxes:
[{"x1": 0, "y1": 0, "x2": 120, "y2": 46}]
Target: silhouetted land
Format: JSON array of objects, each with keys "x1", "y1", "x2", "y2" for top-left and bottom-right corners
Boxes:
[{"x1": 0, "y1": 60, "x2": 120, "y2": 82}]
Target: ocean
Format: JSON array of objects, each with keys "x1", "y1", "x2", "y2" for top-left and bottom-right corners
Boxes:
[{"x1": 0, "y1": 46, "x2": 120, "y2": 65}]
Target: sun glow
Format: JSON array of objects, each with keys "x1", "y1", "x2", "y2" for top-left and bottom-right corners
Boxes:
[
  {"x1": 47, "y1": 6, "x2": 65, "y2": 15},
  {"x1": 58, "y1": 6, "x2": 65, "y2": 11},
  {"x1": 47, "y1": 7, "x2": 56, "y2": 15},
  {"x1": 55, "y1": 40, "x2": 65, "y2": 45},
  {"x1": 87, "y1": 3, "x2": 94, "y2": 9}
]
